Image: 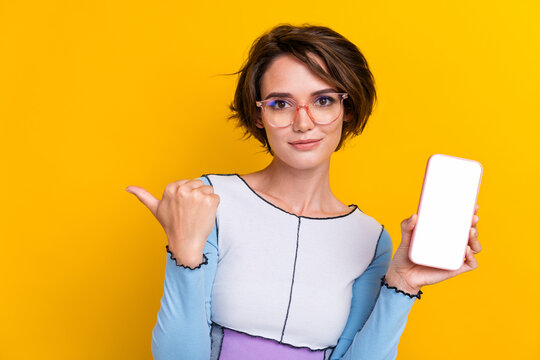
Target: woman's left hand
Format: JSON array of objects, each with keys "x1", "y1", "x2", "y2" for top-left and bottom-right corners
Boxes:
[{"x1": 384, "y1": 204, "x2": 482, "y2": 294}]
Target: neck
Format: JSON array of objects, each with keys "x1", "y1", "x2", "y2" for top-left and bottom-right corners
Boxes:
[{"x1": 253, "y1": 156, "x2": 336, "y2": 216}]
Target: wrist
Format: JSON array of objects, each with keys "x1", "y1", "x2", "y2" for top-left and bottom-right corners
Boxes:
[
  {"x1": 384, "y1": 270, "x2": 422, "y2": 294},
  {"x1": 167, "y1": 237, "x2": 204, "y2": 259}
]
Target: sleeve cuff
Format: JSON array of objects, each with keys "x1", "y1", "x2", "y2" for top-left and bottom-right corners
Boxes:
[
  {"x1": 165, "y1": 245, "x2": 209, "y2": 270},
  {"x1": 380, "y1": 275, "x2": 423, "y2": 299}
]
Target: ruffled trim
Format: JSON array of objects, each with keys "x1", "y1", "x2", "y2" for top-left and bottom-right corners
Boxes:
[
  {"x1": 165, "y1": 245, "x2": 208, "y2": 270},
  {"x1": 380, "y1": 276, "x2": 423, "y2": 299}
]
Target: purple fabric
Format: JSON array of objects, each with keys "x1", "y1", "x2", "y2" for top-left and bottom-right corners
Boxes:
[{"x1": 219, "y1": 328, "x2": 325, "y2": 360}]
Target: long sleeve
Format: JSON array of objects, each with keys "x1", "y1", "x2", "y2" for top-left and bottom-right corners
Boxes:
[
  {"x1": 151, "y1": 176, "x2": 219, "y2": 360},
  {"x1": 331, "y1": 227, "x2": 418, "y2": 360}
]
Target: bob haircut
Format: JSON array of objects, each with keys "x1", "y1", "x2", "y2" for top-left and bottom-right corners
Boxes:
[{"x1": 228, "y1": 23, "x2": 377, "y2": 155}]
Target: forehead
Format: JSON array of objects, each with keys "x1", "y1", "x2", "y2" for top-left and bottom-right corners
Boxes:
[{"x1": 260, "y1": 53, "x2": 333, "y2": 98}]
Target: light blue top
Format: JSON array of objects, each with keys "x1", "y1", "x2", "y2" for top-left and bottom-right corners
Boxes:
[{"x1": 151, "y1": 176, "x2": 419, "y2": 360}]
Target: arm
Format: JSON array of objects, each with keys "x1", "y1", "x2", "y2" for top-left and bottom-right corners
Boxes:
[
  {"x1": 331, "y1": 227, "x2": 419, "y2": 360},
  {"x1": 151, "y1": 176, "x2": 219, "y2": 360},
  {"x1": 333, "y1": 204, "x2": 482, "y2": 360}
]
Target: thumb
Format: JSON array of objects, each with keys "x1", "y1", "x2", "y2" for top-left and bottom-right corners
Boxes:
[
  {"x1": 400, "y1": 213, "x2": 418, "y2": 246},
  {"x1": 126, "y1": 185, "x2": 159, "y2": 216}
]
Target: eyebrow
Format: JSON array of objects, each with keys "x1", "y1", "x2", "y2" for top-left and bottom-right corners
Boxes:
[{"x1": 263, "y1": 88, "x2": 338, "y2": 100}]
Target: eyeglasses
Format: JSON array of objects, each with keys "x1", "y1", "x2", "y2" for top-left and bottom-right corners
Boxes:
[{"x1": 256, "y1": 92, "x2": 349, "y2": 128}]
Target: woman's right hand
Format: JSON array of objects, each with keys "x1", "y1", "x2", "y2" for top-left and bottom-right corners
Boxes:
[{"x1": 125, "y1": 179, "x2": 220, "y2": 268}]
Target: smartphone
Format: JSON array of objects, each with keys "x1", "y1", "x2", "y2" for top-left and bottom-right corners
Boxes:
[{"x1": 409, "y1": 154, "x2": 483, "y2": 270}]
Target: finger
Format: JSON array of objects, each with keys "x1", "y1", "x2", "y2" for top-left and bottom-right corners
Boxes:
[
  {"x1": 470, "y1": 226, "x2": 479, "y2": 239},
  {"x1": 400, "y1": 213, "x2": 418, "y2": 246},
  {"x1": 474, "y1": 203, "x2": 479, "y2": 214},
  {"x1": 125, "y1": 186, "x2": 159, "y2": 215},
  {"x1": 173, "y1": 179, "x2": 191, "y2": 187},
  {"x1": 193, "y1": 185, "x2": 214, "y2": 195},
  {"x1": 176, "y1": 179, "x2": 205, "y2": 192},
  {"x1": 472, "y1": 214, "x2": 479, "y2": 227},
  {"x1": 469, "y1": 228, "x2": 482, "y2": 254},
  {"x1": 464, "y1": 245, "x2": 479, "y2": 270},
  {"x1": 162, "y1": 179, "x2": 190, "y2": 198}
]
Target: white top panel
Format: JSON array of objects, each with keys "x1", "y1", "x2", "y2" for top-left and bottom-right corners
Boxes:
[{"x1": 205, "y1": 174, "x2": 383, "y2": 350}]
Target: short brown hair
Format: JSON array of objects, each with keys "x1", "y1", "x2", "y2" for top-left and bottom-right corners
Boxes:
[{"x1": 228, "y1": 23, "x2": 376, "y2": 155}]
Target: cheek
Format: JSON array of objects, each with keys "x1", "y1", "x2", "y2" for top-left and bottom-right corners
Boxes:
[
  {"x1": 262, "y1": 127, "x2": 284, "y2": 150},
  {"x1": 326, "y1": 122, "x2": 344, "y2": 149}
]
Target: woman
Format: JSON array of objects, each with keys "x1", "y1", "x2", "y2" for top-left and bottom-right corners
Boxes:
[{"x1": 126, "y1": 24, "x2": 481, "y2": 360}]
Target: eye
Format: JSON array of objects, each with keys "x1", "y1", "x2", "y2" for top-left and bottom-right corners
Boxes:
[
  {"x1": 267, "y1": 99, "x2": 293, "y2": 110},
  {"x1": 314, "y1": 95, "x2": 336, "y2": 107}
]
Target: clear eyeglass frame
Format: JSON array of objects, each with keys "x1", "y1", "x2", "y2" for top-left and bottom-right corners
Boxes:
[{"x1": 255, "y1": 92, "x2": 349, "y2": 128}]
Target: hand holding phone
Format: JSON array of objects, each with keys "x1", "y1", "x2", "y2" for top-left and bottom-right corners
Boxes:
[
  {"x1": 385, "y1": 154, "x2": 482, "y2": 294},
  {"x1": 409, "y1": 154, "x2": 483, "y2": 270}
]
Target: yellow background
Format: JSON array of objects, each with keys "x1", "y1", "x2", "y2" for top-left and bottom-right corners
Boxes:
[{"x1": 1, "y1": 0, "x2": 539, "y2": 359}]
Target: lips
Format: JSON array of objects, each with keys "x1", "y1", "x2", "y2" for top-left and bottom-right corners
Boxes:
[
  {"x1": 289, "y1": 139, "x2": 322, "y2": 145},
  {"x1": 288, "y1": 138, "x2": 322, "y2": 150}
]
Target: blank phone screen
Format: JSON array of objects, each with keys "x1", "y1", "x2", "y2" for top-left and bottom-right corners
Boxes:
[{"x1": 409, "y1": 154, "x2": 483, "y2": 270}]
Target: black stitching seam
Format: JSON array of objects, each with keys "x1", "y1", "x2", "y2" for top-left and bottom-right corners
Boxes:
[
  {"x1": 201, "y1": 174, "x2": 219, "y2": 247},
  {"x1": 380, "y1": 275, "x2": 423, "y2": 299},
  {"x1": 362, "y1": 225, "x2": 387, "y2": 319},
  {"x1": 370, "y1": 224, "x2": 386, "y2": 265},
  {"x1": 227, "y1": 172, "x2": 361, "y2": 219},
  {"x1": 236, "y1": 172, "x2": 359, "y2": 219},
  {"x1": 212, "y1": 321, "x2": 332, "y2": 352},
  {"x1": 328, "y1": 224, "x2": 387, "y2": 359},
  {"x1": 165, "y1": 245, "x2": 208, "y2": 270},
  {"x1": 280, "y1": 216, "x2": 301, "y2": 343}
]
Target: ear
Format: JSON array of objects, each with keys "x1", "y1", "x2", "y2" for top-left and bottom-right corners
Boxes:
[{"x1": 255, "y1": 116, "x2": 264, "y2": 129}]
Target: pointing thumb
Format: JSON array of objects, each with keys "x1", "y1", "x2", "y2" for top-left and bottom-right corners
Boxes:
[{"x1": 125, "y1": 185, "x2": 159, "y2": 216}]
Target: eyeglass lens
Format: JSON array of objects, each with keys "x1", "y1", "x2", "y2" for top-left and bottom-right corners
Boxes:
[{"x1": 262, "y1": 94, "x2": 345, "y2": 127}]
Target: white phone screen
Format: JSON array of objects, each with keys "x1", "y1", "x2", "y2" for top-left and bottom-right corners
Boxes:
[{"x1": 409, "y1": 154, "x2": 483, "y2": 270}]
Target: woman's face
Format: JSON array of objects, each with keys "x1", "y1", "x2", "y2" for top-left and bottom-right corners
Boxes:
[{"x1": 257, "y1": 53, "x2": 348, "y2": 171}]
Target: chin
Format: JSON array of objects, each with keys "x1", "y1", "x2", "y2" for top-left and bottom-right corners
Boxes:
[{"x1": 276, "y1": 149, "x2": 333, "y2": 170}]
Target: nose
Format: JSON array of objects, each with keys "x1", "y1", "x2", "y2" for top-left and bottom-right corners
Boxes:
[{"x1": 292, "y1": 105, "x2": 315, "y2": 132}]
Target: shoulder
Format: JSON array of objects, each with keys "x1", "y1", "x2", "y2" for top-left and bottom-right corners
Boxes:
[
  {"x1": 354, "y1": 208, "x2": 385, "y2": 234},
  {"x1": 196, "y1": 173, "x2": 250, "y2": 211},
  {"x1": 352, "y1": 209, "x2": 393, "y2": 256},
  {"x1": 196, "y1": 173, "x2": 242, "y2": 195},
  {"x1": 197, "y1": 173, "x2": 237, "y2": 186}
]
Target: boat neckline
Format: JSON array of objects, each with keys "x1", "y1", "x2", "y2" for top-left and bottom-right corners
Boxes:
[{"x1": 202, "y1": 173, "x2": 360, "y2": 220}]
